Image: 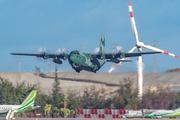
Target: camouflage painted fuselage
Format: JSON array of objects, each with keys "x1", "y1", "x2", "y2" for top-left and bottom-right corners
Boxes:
[{"x1": 68, "y1": 50, "x2": 106, "y2": 73}]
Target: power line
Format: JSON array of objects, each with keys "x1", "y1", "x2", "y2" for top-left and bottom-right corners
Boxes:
[
  {"x1": 112, "y1": 43, "x2": 118, "y2": 53},
  {"x1": 81, "y1": 44, "x2": 87, "y2": 52}
]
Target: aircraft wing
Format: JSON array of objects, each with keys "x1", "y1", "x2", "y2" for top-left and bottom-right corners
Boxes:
[
  {"x1": 93, "y1": 52, "x2": 161, "y2": 59},
  {"x1": 10, "y1": 53, "x2": 69, "y2": 60}
]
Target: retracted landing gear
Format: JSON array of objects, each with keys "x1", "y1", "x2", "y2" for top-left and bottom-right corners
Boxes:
[{"x1": 76, "y1": 69, "x2": 80, "y2": 73}]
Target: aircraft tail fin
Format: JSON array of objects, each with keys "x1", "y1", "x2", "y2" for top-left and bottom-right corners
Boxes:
[
  {"x1": 99, "y1": 33, "x2": 105, "y2": 54},
  {"x1": 18, "y1": 90, "x2": 37, "y2": 112}
]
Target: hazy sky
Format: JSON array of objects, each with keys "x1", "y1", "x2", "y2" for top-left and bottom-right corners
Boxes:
[{"x1": 1, "y1": 0, "x2": 180, "y2": 73}]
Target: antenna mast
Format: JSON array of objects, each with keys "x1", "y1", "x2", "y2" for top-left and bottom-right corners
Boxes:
[{"x1": 81, "y1": 44, "x2": 87, "y2": 52}]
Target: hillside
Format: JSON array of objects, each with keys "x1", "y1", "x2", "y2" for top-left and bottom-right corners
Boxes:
[{"x1": 0, "y1": 72, "x2": 180, "y2": 94}]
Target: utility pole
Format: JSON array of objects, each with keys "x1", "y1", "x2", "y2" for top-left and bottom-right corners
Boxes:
[
  {"x1": 112, "y1": 43, "x2": 118, "y2": 53},
  {"x1": 152, "y1": 40, "x2": 158, "y2": 72}
]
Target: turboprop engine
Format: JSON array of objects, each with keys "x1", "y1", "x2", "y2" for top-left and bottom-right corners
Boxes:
[
  {"x1": 107, "y1": 58, "x2": 120, "y2": 63},
  {"x1": 53, "y1": 58, "x2": 62, "y2": 64}
]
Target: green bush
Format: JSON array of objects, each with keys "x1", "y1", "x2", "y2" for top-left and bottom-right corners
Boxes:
[{"x1": 60, "y1": 108, "x2": 70, "y2": 118}]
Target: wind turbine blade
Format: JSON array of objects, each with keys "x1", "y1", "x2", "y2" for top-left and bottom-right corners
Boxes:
[
  {"x1": 142, "y1": 44, "x2": 180, "y2": 58},
  {"x1": 105, "y1": 46, "x2": 137, "y2": 75},
  {"x1": 128, "y1": 0, "x2": 140, "y2": 44},
  {"x1": 105, "y1": 62, "x2": 122, "y2": 75},
  {"x1": 128, "y1": 46, "x2": 137, "y2": 53}
]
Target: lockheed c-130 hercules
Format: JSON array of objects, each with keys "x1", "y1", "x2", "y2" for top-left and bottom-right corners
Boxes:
[{"x1": 11, "y1": 33, "x2": 160, "y2": 73}]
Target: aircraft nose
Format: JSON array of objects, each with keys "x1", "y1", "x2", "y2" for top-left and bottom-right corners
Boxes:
[{"x1": 69, "y1": 54, "x2": 76, "y2": 62}]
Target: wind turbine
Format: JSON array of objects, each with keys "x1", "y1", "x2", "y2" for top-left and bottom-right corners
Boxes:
[{"x1": 106, "y1": 1, "x2": 180, "y2": 98}]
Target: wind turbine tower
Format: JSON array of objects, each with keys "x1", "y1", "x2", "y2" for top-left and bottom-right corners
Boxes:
[{"x1": 128, "y1": 0, "x2": 180, "y2": 98}]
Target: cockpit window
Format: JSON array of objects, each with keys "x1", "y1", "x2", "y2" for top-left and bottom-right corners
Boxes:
[
  {"x1": 71, "y1": 51, "x2": 79, "y2": 55},
  {"x1": 71, "y1": 52, "x2": 77, "y2": 54}
]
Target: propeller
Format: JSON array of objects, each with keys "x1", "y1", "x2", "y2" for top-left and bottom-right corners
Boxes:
[
  {"x1": 62, "y1": 47, "x2": 69, "y2": 54},
  {"x1": 36, "y1": 47, "x2": 51, "y2": 62},
  {"x1": 52, "y1": 47, "x2": 69, "y2": 66},
  {"x1": 36, "y1": 47, "x2": 43, "y2": 54},
  {"x1": 55, "y1": 48, "x2": 61, "y2": 55},
  {"x1": 54, "y1": 47, "x2": 69, "y2": 55},
  {"x1": 36, "y1": 47, "x2": 43, "y2": 62},
  {"x1": 52, "y1": 48, "x2": 69, "y2": 72},
  {"x1": 116, "y1": 46, "x2": 123, "y2": 52},
  {"x1": 112, "y1": 46, "x2": 123, "y2": 54},
  {"x1": 93, "y1": 47, "x2": 107, "y2": 53},
  {"x1": 93, "y1": 47, "x2": 100, "y2": 53},
  {"x1": 44, "y1": 47, "x2": 50, "y2": 54},
  {"x1": 36, "y1": 47, "x2": 50, "y2": 54}
]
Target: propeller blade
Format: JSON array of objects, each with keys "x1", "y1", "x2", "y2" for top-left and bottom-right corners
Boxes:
[
  {"x1": 36, "y1": 47, "x2": 43, "y2": 54},
  {"x1": 44, "y1": 47, "x2": 50, "y2": 53},
  {"x1": 93, "y1": 47, "x2": 100, "y2": 53},
  {"x1": 55, "y1": 48, "x2": 61, "y2": 55},
  {"x1": 142, "y1": 44, "x2": 180, "y2": 58},
  {"x1": 112, "y1": 49, "x2": 117, "y2": 54},
  {"x1": 112, "y1": 46, "x2": 123, "y2": 54},
  {"x1": 62, "y1": 47, "x2": 69, "y2": 54},
  {"x1": 116, "y1": 46, "x2": 123, "y2": 51},
  {"x1": 128, "y1": 0, "x2": 140, "y2": 44},
  {"x1": 36, "y1": 47, "x2": 43, "y2": 62}
]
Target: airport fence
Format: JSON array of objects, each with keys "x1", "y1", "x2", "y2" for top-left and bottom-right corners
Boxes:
[
  {"x1": 76, "y1": 109, "x2": 126, "y2": 118},
  {"x1": 75, "y1": 109, "x2": 178, "y2": 119}
]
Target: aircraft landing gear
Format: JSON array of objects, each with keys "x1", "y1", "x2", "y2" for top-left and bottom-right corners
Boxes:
[
  {"x1": 75, "y1": 69, "x2": 81, "y2": 73},
  {"x1": 92, "y1": 65, "x2": 97, "y2": 73}
]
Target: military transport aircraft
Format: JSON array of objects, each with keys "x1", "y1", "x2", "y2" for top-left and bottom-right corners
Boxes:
[
  {"x1": 124, "y1": 108, "x2": 180, "y2": 118},
  {"x1": 11, "y1": 33, "x2": 160, "y2": 73}
]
